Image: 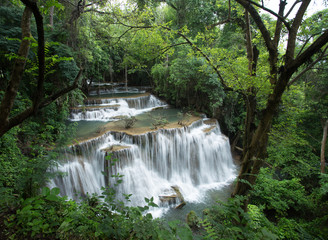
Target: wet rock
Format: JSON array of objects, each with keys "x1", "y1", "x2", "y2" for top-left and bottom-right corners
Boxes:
[
  {"x1": 204, "y1": 119, "x2": 217, "y2": 125},
  {"x1": 203, "y1": 126, "x2": 216, "y2": 133},
  {"x1": 171, "y1": 185, "x2": 186, "y2": 209},
  {"x1": 101, "y1": 145, "x2": 131, "y2": 153},
  {"x1": 159, "y1": 195, "x2": 178, "y2": 205},
  {"x1": 159, "y1": 185, "x2": 186, "y2": 209}
]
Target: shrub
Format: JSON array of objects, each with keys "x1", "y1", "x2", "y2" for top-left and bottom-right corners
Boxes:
[
  {"x1": 3, "y1": 187, "x2": 193, "y2": 240},
  {"x1": 250, "y1": 169, "x2": 310, "y2": 217},
  {"x1": 150, "y1": 114, "x2": 169, "y2": 129},
  {"x1": 121, "y1": 115, "x2": 137, "y2": 129},
  {"x1": 201, "y1": 196, "x2": 279, "y2": 240}
]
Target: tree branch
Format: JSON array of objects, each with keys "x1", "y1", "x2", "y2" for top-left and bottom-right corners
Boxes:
[
  {"x1": 285, "y1": 0, "x2": 310, "y2": 65},
  {"x1": 273, "y1": 0, "x2": 287, "y2": 47},
  {"x1": 321, "y1": 119, "x2": 328, "y2": 173},
  {"x1": 288, "y1": 46, "x2": 328, "y2": 86},
  {"x1": 284, "y1": 0, "x2": 301, "y2": 18},
  {"x1": 163, "y1": 27, "x2": 231, "y2": 90},
  {"x1": 40, "y1": 69, "x2": 83, "y2": 108},
  {"x1": 159, "y1": 42, "x2": 189, "y2": 55},
  {"x1": 296, "y1": 32, "x2": 322, "y2": 57},
  {"x1": 206, "y1": 0, "x2": 231, "y2": 30},
  {"x1": 247, "y1": 0, "x2": 291, "y2": 31},
  {"x1": 235, "y1": 0, "x2": 275, "y2": 57},
  {"x1": 206, "y1": 19, "x2": 232, "y2": 30},
  {"x1": 112, "y1": 27, "x2": 136, "y2": 45},
  {"x1": 289, "y1": 29, "x2": 328, "y2": 73},
  {"x1": 0, "y1": 69, "x2": 83, "y2": 138}
]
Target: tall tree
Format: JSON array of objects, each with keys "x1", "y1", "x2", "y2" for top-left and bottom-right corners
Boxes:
[
  {"x1": 232, "y1": 0, "x2": 328, "y2": 200},
  {"x1": 0, "y1": 0, "x2": 82, "y2": 138}
]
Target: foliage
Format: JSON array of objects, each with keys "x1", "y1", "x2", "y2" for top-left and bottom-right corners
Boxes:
[
  {"x1": 1, "y1": 1, "x2": 328, "y2": 240},
  {"x1": 3, "y1": 187, "x2": 194, "y2": 239},
  {"x1": 248, "y1": 168, "x2": 328, "y2": 239},
  {"x1": 319, "y1": 173, "x2": 328, "y2": 197},
  {"x1": 250, "y1": 169, "x2": 310, "y2": 217},
  {"x1": 0, "y1": 5, "x2": 25, "y2": 84},
  {"x1": 267, "y1": 83, "x2": 324, "y2": 186},
  {"x1": 149, "y1": 113, "x2": 169, "y2": 129},
  {"x1": 177, "y1": 111, "x2": 191, "y2": 126},
  {"x1": 5, "y1": 187, "x2": 68, "y2": 239},
  {"x1": 201, "y1": 196, "x2": 279, "y2": 240},
  {"x1": 0, "y1": 128, "x2": 26, "y2": 205},
  {"x1": 0, "y1": 101, "x2": 76, "y2": 202},
  {"x1": 121, "y1": 115, "x2": 137, "y2": 129},
  {"x1": 151, "y1": 49, "x2": 226, "y2": 116}
]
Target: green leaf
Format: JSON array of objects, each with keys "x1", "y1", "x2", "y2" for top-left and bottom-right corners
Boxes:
[
  {"x1": 42, "y1": 187, "x2": 50, "y2": 196},
  {"x1": 45, "y1": 194, "x2": 59, "y2": 202},
  {"x1": 50, "y1": 187, "x2": 60, "y2": 196}
]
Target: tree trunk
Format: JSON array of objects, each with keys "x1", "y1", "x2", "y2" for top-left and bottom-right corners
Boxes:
[
  {"x1": 109, "y1": 58, "x2": 113, "y2": 84},
  {"x1": 125, "y1": 64, "x2": 128, "y2": 90},
  {"x1": 233, "y1": 71, "x2": 292, "y2": 199},
  {"x1": 245, "y1": 10, "x2": 253, "y2": 74},
  {"x1": 242, "y1": 10, "x2": 259, "y2": 160},
  {"x1": 321, "y1": 119, "x2": 328, "y2": 173},
  {"x1": 49, "y1": 6, "x2": 54, "y2": 29},
  {"x1": 0, "y1": 6, "x2": 32, "y2": 129}
]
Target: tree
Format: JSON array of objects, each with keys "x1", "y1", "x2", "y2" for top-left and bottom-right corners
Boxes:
[
  {"x1": 0, "y1": 0, "x2": 82, "y2": 138},
  {"x1": 229, "y1": 0, "x2": 328, "y2": 200}
]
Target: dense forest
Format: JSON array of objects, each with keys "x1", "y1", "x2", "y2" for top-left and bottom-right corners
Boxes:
[{"x1": 0, "y1": 0, "x2": 328, "y2": 239}]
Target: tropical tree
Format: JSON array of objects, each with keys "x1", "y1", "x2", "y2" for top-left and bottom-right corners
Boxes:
[
  {"x1": 0, "y1": 0, "x2": 82, "y2": 137},
  {"x1": 231, "y1": 0, "x2": 328, "y2": 200}
]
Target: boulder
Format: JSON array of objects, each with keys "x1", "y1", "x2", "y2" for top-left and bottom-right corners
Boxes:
[
  {"x1": 158, "y1": 185, "x2": 186, "y2": 209},
  {"x1": 171, "y1": 185, "x2": 186, "y2": 209}
]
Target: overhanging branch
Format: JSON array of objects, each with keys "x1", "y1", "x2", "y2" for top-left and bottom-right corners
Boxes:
[
  {"x1": 288, "y1": 46, "x2": 328, "y2": 86},
  {"x1": 289, "y1": 29, "x2": 328, "y2": 72},
  {"x1": 0, "y1": 69, "x2": 83, "y2": 138}
]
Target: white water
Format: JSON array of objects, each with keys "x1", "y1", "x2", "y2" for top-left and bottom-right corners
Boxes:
[
  {"x1": 51, "y1": 89, "x2": 236, "y2": 217},
  {"x1": 70, "y1": 95, "x2": 166, "y2": 121}
]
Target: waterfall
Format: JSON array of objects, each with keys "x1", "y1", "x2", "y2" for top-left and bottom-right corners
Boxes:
[
  {"x1": 70, "y1": 94, "x2": 166, "y2": 121},
  {"x1": 109, "y1": 121, "x2": 235, "y2": 206},
  {"x1": 50, "y1": 88, "x2": 236, "y2": 216}
]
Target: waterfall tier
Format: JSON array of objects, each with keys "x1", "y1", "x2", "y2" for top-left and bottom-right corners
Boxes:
[{"x1": 70, "y1": 94, "x2": 166, "y2": 121}]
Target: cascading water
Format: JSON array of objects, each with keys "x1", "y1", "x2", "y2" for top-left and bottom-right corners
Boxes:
[
  {"x1": 50, "y1": 86, "x2": 236, "y2": 217},
  {"x1": 109, "y1": 121, "x2": 236, "y2": 205},
  {"x1": 70, "y1": 94, "x2": 166, "y2": 121}
]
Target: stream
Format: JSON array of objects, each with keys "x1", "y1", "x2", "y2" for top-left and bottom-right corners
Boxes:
[{"x1": 50, "y1": 84, "x2": 237, "y2": 219}]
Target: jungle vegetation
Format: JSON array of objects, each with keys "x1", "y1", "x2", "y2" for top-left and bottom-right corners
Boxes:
[{"x1": 0, "y1": 0, "x2": 327, "y2": 239}]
